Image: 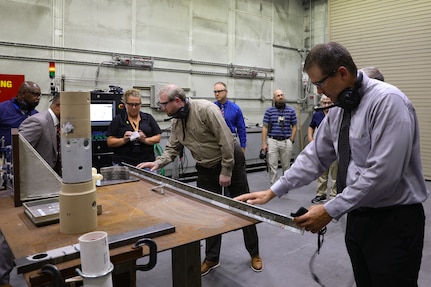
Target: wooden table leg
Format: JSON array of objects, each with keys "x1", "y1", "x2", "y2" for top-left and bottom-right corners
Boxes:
[
  {"x1": 112, "y1": 259, "x2": 136, "y2": 287},
  {"x1": 171, "y1": 240, "x2": 201, "y2": 287}
]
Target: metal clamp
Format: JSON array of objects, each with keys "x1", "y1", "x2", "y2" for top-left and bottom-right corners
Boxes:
[
  {"x1": 41, "y1": 264, "x2": 65, "y2": 287},
  {"x1": 75, "y1": 263, "x2": 114, "y2": 279},
  {"x1": 133, "y1": 238, "x2": 157, "y2": 271}
]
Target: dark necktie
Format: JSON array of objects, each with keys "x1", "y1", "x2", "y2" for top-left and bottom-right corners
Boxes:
[
  {"x1": 54, "y1": 124, "x2": 62, "y2": 176},
  {"x1": 220, "y1": 105, "x2": 225, "y2": 118},
  {"x1": 336, "y1": 110, "x2": 351, "y2": 193}
]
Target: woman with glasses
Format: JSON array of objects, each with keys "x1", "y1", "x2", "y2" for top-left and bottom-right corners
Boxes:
[{"x1": 107, "y1": 88, "x2": 161, "y2": 166}]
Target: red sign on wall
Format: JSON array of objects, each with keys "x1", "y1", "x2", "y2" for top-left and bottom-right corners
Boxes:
[{"x1": 0, "y1": 74, "x2": 25, "y2": 102}]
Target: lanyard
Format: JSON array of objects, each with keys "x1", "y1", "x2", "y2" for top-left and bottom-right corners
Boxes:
[{"x1": 128, "y1": 116, "x2": 140, "y2": 131}]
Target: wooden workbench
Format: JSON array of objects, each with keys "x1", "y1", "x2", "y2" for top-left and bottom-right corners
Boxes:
[{"x1": 0, "y1": 179, "x2": 258, "y2": 287}]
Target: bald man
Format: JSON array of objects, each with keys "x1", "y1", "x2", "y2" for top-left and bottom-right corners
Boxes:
[
  {"x1": 0, "y1": 81, "x2": 41, "y2": 146},
  {"x1": 261, "y1": 89, "x2": 297, "y2": 184}
]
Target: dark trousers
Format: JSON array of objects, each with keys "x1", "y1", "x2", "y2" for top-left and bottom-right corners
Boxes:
[
  {"x1": 0, "y1": 231, "x2": 14, "y2": 285},
  {"x1": 196, "y1": 144, "x2": 259, "y2": 262},
  {"x1": 346, "y1": 203, "x2": 425, "y2": 287}
]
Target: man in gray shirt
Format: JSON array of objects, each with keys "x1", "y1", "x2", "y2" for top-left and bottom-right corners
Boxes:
[{"x1": 237, "y1": 42, "x2": 429, "y2": 287}]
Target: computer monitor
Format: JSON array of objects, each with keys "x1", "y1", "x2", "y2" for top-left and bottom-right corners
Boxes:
[{"x1": 90, "y1": 100, "x2": 116, "y2": 126}]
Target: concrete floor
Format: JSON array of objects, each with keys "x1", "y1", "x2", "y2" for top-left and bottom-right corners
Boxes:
[{"x1": 9, "y1": 170, "x2": 431, "y2": 287}]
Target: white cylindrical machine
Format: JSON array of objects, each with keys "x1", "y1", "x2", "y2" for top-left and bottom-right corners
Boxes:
[
  {"x1": 59, "y1": 91, "x2": 97, "y2": 234},
  {"x1": 77, "y1": 231, "x2": 113, "y2": 287}
]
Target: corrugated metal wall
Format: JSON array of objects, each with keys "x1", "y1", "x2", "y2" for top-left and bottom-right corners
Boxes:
[{"x1": 328, "y1": 0, "x2": 431, "y2": 179}]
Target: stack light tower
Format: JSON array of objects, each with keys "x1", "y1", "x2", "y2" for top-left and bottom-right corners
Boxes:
[{"x1": 49, "y1": 62, "x2": 57, "y2": 95}]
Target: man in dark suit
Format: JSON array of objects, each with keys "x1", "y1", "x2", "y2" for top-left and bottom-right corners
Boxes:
[{"x1": 19, "y1": 93, "x2": 61, "y2": 175}]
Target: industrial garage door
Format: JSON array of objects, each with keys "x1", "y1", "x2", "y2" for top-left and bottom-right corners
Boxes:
[{"x1": 328, "y1": 0, "x2": 431, "y2": 179}]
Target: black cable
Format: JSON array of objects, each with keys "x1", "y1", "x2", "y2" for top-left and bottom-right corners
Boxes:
[
  {"x1": 309, "y1": 227, "x2": 327, "y2": 287},
  {"x1": 178, "y1": 150, "x2": 188, "y2": 177}
]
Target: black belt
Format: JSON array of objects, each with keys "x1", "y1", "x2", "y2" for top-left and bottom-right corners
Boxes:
[
  {"x1": 353, "y1": 203, "x2": 422, "y2": 214},
  {"x1": 195, "y1": 162, "x2": 221, "y2": 171},
  {"x1": 269, "y1": 136, "x2": 289, "y2": 141}
]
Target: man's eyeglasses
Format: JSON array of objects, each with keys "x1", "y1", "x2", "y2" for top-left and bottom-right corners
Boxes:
[
  {"x1": 312, "y1": 67, "x2": 339, "y2": 88},
  {"x1": 126, "y1": 103, "x2": 141, "y2": 108},
  {"x1": 214, "y1": 89, "x2": 226, "y2": 94},
  {"x1": 26, "y1": 91, "x2": 41, "y2": 97},
  {"x1": 157, "y1": 99, "x2": 174, "y2": 108}
]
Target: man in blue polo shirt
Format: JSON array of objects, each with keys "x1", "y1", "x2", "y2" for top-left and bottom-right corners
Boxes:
[
  {"x1": 213, "y1": 82, "x2": 247, "y2": 153},
  {"x1": 0, "y1": 81, "x2": 41, "y2": 146},
  {"x1": 261, "y1": 89, "x2": 297, "y2": 184}
]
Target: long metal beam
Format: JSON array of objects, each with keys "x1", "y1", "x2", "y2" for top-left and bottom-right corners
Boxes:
[{"x1": 123, "y1": 164, "x2": 303, "y2": 234}]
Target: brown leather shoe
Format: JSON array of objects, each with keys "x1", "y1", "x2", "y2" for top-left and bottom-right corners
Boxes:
[
  {"x1": 251, "y1": 255, "x2": 263, "y2": 272},
  {"x1": 201, "y1": 260, "x2": 220, "y2": 276}
]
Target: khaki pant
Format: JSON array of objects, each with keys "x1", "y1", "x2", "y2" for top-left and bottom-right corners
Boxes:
[
  {"x1": 267, "y1": 137, "x2": 293, "y2": 184},
  {"x1": 316, "y1": 160, "x2": 338, "y2": 198}
]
